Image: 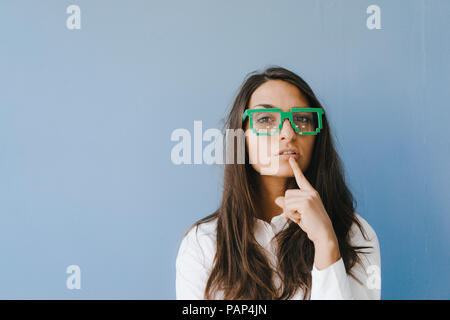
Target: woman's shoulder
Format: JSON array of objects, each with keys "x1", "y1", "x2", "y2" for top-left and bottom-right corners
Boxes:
[
  {"x1": 177, "y1": 216, "x2": 218, "y2": 264},
  {"x1": 185, "y1": 215, "x2": 218, "y2": 239},
  {"x1": 348, "y1": 212, "x2": 379, "y2": 246}
]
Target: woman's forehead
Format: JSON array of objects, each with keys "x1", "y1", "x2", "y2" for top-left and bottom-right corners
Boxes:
[{"x1": 248, "y1": 80, "x2": 309, "y2": 110}]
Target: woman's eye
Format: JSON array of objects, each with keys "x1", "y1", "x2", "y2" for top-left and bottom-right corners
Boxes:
[
  {"x1": 257, "y1": 116, "x2": 273, "y2": 123},
  {"x1": 294, "y1": 116, "x2": 311, "y2": 123}
]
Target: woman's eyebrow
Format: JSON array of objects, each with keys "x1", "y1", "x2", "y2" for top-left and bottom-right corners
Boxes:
[{"x1": 252, "y1": 104, "x2": 276, "y2": 108}]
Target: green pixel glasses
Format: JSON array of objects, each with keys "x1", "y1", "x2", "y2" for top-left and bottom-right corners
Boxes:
[{"x1": 242, "y1": 107, "x2": 324, "y2": 136}]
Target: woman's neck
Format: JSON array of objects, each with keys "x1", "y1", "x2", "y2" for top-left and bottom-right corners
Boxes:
[{"x1": 256, "y1": 175, "x2": 290, "y2": 223}]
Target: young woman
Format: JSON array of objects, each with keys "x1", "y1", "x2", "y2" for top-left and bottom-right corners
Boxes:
[{"x1": 175, "y1": 66, "x2": 381, "y2": 300}]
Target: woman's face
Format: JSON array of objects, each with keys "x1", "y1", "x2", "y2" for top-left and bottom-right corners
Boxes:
[{"x1": 245, "y1": 80, "x2": 316, "y2": 177}]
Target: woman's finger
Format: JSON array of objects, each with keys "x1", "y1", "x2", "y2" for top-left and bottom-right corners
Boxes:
[
  {"x1": 285, "y1": 209, "x2": 302, "y2": 224},
  {"x1": 274, "y1": 196, "x2": 285, "y2": 209},
  {"x1": 288, "y1": 157, "x2": 314, "y2": 191},
  {"x1": 284, "y1": 199, "x2": 308, "y2": 213}
]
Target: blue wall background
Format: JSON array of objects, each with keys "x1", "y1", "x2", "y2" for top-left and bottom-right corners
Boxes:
[{"x1": 0, "y1": 0, "x2": 448, "y2": 299}]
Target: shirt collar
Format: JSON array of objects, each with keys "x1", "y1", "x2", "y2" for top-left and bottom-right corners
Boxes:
[{"x1": 253, "y1": 213, "x2": 289, "y2": 247}]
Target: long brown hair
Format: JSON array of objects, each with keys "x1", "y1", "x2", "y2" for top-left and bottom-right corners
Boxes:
[{"x1": 185, "y1": 66, "x2": 372, "y2": 299}]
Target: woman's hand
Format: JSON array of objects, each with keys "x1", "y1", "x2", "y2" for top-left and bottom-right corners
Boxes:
[{"x1": 274, "y1": 157, "x2": 341, "y2": 269}]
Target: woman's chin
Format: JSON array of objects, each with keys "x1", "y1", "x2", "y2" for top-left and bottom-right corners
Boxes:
[
  {"x1": 274, "y1": 167, "x2": 295, "y2": 178},
  {"x1": 257, "y1": 163, "x2": 295, "y2": 177}
]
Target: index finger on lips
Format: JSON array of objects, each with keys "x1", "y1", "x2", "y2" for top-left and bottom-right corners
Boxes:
[{"x1": 288, "y1": 157, "x2": 314, "y2": 191}]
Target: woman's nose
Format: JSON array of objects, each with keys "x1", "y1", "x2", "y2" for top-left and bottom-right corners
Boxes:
[{"x1": 279, "y1": 119, "x2": 295, "y2": 140}]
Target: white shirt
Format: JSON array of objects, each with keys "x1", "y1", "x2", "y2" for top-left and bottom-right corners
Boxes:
[{"x1": 176, "y1": 212, "x2": 381, "y2": 300}]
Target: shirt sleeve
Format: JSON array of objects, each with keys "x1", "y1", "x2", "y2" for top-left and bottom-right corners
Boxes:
[
  {"x1": 175, "y1": 227, "x2": 211, "y2": 300},
  {"x1": 309, "y1": 215, "x2": 381, "y2": 300}
]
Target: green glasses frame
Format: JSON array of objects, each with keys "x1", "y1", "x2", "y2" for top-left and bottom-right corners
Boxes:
[{"x1": 242, "y1": 107, "x2": 325, "y2": 136}]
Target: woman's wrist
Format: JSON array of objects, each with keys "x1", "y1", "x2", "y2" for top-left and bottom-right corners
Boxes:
[{"x1": 313, "y1": 232, "x2": 341, "y2": 270}]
